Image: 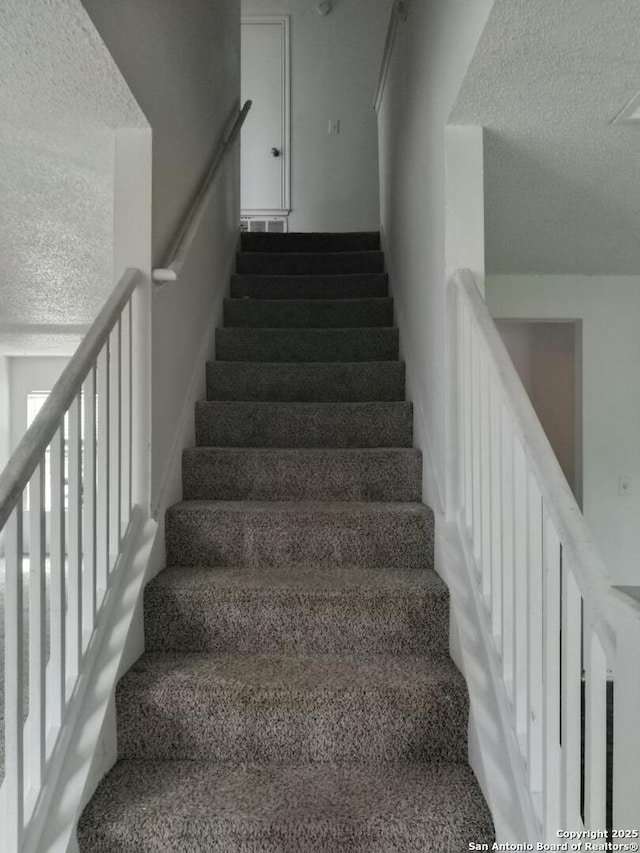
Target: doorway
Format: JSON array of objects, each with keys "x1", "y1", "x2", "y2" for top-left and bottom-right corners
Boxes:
[
  {"x1": 241, "y1": 16, "x2": 291, "y2": 216},
  {"x1": 496, "y1": 319, "x2": 583, "y2": 507}
]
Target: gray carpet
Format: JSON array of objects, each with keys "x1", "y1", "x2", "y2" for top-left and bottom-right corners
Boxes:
[{"x1": 78, "y1": 231, "x2": 494, "y2": 851}]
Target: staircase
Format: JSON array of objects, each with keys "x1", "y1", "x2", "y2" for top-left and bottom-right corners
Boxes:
[{"x1": 78, "y1": 232, "x2": 494, "y2": 851}]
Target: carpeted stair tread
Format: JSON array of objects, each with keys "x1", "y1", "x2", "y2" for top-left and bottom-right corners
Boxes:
[
  {"x1": 241, "y1": 231, "x2": 381, "y2": 253},
  {"x1": 148, "y1": 563, "x2": 446, "y2": 593},
  {"x1": 165, "y1": 500, "x2": 434, "y2": 569},
  {"x1": 216, "y1": 326, "x2": 398, "y2": 362},
  {"x1": 223, "y1": 297, "x2": 393, "y2": 328},
  {"x1": 195, "y1": 400, "x2": 413, "y2": 447},
  {"x1": 231, "y1": 272, "x2": 389, "y2": 300},
  {"x1": 206, "y1": 360, "x2": 405, "y2": 402},
  {"x1": 182, "y1": 447, "x2": 422, "y2": 501},
  {"x1": 144, "y1": 564, "x2": 449, "y2": 655},
  {"x1": 78, "y1": 761, "x2": 494, "y2": 852},
  {"x1": 78, "y1": 229, "x2": 494, "y2": 849},
  {"x1": 116, "y1": 650, "x2": 468, "y2": 764},
  {"x1": 237, "y1": 250, "x2": 384, "y2": 276}
]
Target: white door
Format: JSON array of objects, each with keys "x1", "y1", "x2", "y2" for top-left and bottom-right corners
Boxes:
[{"x1": 241, "y1": 17, "x2": 290, "y2": 214}]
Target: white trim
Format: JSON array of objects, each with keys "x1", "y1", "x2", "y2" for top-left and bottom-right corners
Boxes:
[
  {"x1": 241, "y1": 16, "x2": 291, "y2": 213},
  {"x1": 240, "y1": 208, "x2": 291, "y2": 217},
  {"x1": 373, "y1": 0, "x2": 410, "y2": 114}
]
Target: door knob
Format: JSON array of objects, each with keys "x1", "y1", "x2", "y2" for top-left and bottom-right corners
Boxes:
[{"x1": 271, "y1": 147, "x2": 281, "y2": 157}]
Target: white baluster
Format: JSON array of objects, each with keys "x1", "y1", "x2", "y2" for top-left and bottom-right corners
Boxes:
[
  {"x1": 489, "y1": 373, "x2": 502, "y2": 640},
  {"x1": 5, "y1": 502, "x2": 25, "y2": 848},
  {"x1": 109, "y1": 321, "x2": 122, "y2": 562},
  {"x1": 500, "y1": 405, "x2": 515, "y2": 702},
  {"x1": 121, "y1": 299, "x2": 133, "y2": 521},
  {"x1": 471, "y1": 328, "x2": 482, "y2": 563},
  {"x1": 542, "y1": 513, "x2": 561, "y2": 840},
  {"x1": 67, "y1": 396, "x2": 83, "y2": 681},
  {"x1": 560, "y1": 562, "x2": 583, "y2": 829},
  {"x1": 47, "y1": 427, "x2": 66, "y2": 734},
  {"x1": 83, "y1": 367, "x2": 97, "y2": 645},
  {"x1": 479, "y1": 352, "x2": 491, "y2": 600},
  {"x1": 96, "y1": 344, "x2": 110, "y2": 596},
  {"x1": 583, "y1": 622, "x2": 607, "y2": 829},
  {"x1": 612, "y1": 603, "x2": 640, "y2": 830},
  {"x1": 513, "y1": 437, "x2": 529, "y2": 745},
  {"x1": 28, "y1": 462, "x2": 46, "y2": 793},
  {"x1": 527, "y1": 474, "x2": 543, "y2": 796},
  {"x1": 462, "y1": 305, "x2": 473, "y2": 531}
]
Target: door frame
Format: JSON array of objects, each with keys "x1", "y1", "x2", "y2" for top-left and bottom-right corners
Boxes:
[{"x1": 241, "y1": 15, "x2": 291, "y2": 216}]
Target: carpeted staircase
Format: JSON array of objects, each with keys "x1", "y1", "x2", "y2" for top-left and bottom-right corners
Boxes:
[{"x1": 78, "y1": 231, "x2": 494, "y2": 851}]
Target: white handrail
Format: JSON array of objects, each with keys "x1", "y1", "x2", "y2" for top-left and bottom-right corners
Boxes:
[
  {"x1": 373, "y1": 0, "x2": 408, "y2": 113},
  {"x1": 449, "y1": 268, "x2": 640, "y2": 838},
  {"x1": 0, "y1": 268, "x2": 141, "y2": 531},
  {"x1": 454, "y1": 270, "x2": 614, "y2": 656},
  {"x1": 152, "y1": 100, "x2": 252, "y2": 284},
  {"x1": 0, "y1": 266, "x2": 146, "y2": 850}
]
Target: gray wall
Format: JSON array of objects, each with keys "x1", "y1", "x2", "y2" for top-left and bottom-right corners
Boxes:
[
  {"x1": 377, "y1": 0, "x2": 495, "y2": 509},
  {"x1": 81, "y1": 0, "x2": 242, "y2": 507}
]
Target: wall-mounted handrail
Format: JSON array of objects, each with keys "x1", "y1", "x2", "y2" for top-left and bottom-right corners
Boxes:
[
  {"x1": 0, "y1": 268, "x2": 141, "y2": 531},
  {"x1": 373, "y1": 0, "x2": 408, "y2": 113},
  {"x1": 153, "y1": 100, "x2": 252, "y2": 284}
]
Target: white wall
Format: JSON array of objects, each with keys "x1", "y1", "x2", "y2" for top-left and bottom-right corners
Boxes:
[
  {"x1": 377, "y1": 0, "x2": 495, "y2": 511},
  {"x1": 81, "y1": 0, "x2": 242, "y2": 512},
  {"x1": 487, "y1": 275, "x2": 640, "y2": 586},
  {"x1": 0, "y1": 357, "x2": 9, "y2": 475},
  {"x1": 496, "y1": 320, "x2": 580, "y2": 501},
  {"x1": 241, "y1": 0, "x2": 389, "y2": 232},
  {"x1": 8, "y1": 357, "x2": 69, "y2": 452}
]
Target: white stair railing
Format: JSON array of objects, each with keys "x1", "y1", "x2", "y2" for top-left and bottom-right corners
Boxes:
[
  {"x1": 0, "y1": 267, "x2": 147, "y2": 850},
  {"x1": 448, "y1": 269, "x2": 640, "y2": 839}
]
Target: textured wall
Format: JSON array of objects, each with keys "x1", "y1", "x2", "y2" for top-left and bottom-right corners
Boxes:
[
  {"x1": 241, "y1": 0, "x2": 389, "y2": 232},
  {"x1": 0, "y1": 0, "x2": 147, "y2": 356},
  {"x1": 452, "y1": 0, "x2": 640, "y2": 275}
]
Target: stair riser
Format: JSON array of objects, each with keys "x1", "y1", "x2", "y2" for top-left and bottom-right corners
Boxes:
[
  {"x1": 196, "y1": 402, "x2": 413, "y2": 448},
  {"x1": 144, "y1": 589, "x2": 448, "y2": 656},
  {"x1": 207, "y1": 362, "x2": 405, "y2": 402},
  {"x1": 223, "y1": 298, "x2": 393, "y2": 329},
  {"x1": 116, "y1": 684, "x2": 468, "y2": 765},
  {"x1": 230, "y1": 273, "x2": 389, "y2": 300},
  {"x1": 237, "y1": 251, "x2": 384, "y2": 276},
  {"x1": 182, "y1": 449, "x2": 422, "y2": 502},
  {"x1": 241, "y1": 232, "x2": 381, "y2": 253},
  {"x1": 165, "y1": 506, "x2": 433, "y2": 569},
  {"x1": 216, "y1": 328, "x2": 398, "y2": 362},
  {"x1": 78, "y1": 762, "x2": 495, "y2": 853}
]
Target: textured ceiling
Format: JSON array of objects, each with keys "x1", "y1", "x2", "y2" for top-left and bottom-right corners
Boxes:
[
  {"x1": 451, "y1": 0, "x2": 640, "y2": 275},
  {"x1": 0, "y1": 0, "x2": 146, "y2": 355}
]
